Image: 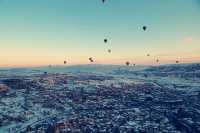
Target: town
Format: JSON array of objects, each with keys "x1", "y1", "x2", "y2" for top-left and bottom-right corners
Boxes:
[{"x1": 0, "y1": 65, "x2": 200, "y2": 132}]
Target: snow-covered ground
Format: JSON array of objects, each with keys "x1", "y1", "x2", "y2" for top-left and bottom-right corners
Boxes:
[{"x1": 0, "y1": 64, "x2": 200, "y2": 133}]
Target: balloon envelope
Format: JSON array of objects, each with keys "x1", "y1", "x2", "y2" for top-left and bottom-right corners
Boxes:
[
  {"x1": 104, "y1": 39, "x2": 108, "y2": 43},
  {"x1": 89, "y1": 57, "x2": 94, "y2": 62},
  {"x1": 143, "y1": 26, "x2": 147, "y2": 31},
  {"x1": 126, "y1": 61, "x2": 130, "y2": 66}
]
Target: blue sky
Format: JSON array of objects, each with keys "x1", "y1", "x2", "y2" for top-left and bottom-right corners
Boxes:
[{"x1": 0, "y1": 0, "x2": 200, "y2": 67}]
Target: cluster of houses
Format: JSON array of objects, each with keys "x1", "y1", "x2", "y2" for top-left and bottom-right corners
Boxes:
[{"x1": 0, "y1": 72, "x2": 200, "y2": 133}]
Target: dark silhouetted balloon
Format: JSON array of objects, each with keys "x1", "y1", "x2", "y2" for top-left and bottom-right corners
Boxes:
[
  {"x1": 89, "y1": 57, "x2": 94, "y2": 63},
  {"x1": 64, "y1": 61, "x2": 67, "y2": 64},
  {"x1": 104, "y1": 39, "x2": 108, "y2": 43},
  {"x1": 108, "y1": 49, "x2": 111, "y2": 53},
  {"x1": 143, "y1": 26, "x2": 147, "y2": 31},
  {"x1": 147, "y1": 54, "x2": 150, "y2": 57},
  {"x1": 176, "y1": 60, "x2": 179, "y2": 64},
  {"x1": 126, "y1": 61, "x2": 130, "y2": 66},
  {"x1": 156, "y1": 59, "x2": 159, "y2": 63}
]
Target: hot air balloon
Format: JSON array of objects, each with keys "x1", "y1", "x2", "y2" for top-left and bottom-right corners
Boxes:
[
  {"x1": 147, "y1": 54, "x2": 150, "y2": 57},
  {"x1": 156, "y1": 59, "x2": 159, "y2": 63},
  {"x1": 108, "y1": 49, "x2": 111, "y2": 53},
  {"x1": 64, "y1": 61, "x2": 67, "y2": 64},
  {"x1": 176, "y1": 60, "x2": 179, "y2": 64},
  {"x1": 143, "y1": 26, "x2": 147, "y2": 31},
  {"x1": 126, "y1": 61, "x2": 130, "y2": 66},
  {"x1": 89, "y1": 57, "x2": 94, "y2": 63},
  {"x1": 104, "y1": 39, "x2": 108, "y2": 43}
]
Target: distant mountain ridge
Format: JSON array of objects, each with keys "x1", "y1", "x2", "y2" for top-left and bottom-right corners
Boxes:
[
  {"x1": 144, "y1": 63, "x2": 200, "y2": 73},
  {"x1": 0, "y1": 63, "x2": 200, "y2": 77}
]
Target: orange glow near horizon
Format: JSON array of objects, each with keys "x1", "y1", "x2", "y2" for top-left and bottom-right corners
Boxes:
[{"x1": 1, "y1": 51, "x2": 200, "y2": 67}]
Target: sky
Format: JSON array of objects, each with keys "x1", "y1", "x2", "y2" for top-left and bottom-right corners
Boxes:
[{"x1": 0, "y1": 0, "x2": 200, "y2": 67}]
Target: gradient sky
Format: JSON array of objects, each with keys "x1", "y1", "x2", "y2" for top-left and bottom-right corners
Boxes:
[{"x1": 0, "y1": 0, "x2": 200, "y2": 67}]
